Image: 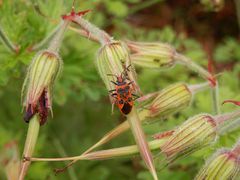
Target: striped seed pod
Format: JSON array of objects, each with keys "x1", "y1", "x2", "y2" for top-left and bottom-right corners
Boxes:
[
  {"x1": 160, "y1": 114, "x2": 218, "y2": 162},
  {"x1": 195, "y1": 148, "x2": 240, "y2": 180},
  {"x1": 127, "y1": 40, "x2": 176, "y2": 69},
  {"x1": 146, "y1": 83, "x2": 192, "y2": 118}
]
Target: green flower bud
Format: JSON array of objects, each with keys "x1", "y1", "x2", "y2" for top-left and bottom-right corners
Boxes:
[
  {"x1": 195, "y1": 149, "x2": 240, "y2": 180},
  {"x1": 160, "y1": 114, "x2": 217, "y2": 162},
  {"x1": 127, "y1": 41, "x2": 176, "y2": 69},
  {"x1": 146, "y1": 83, "x2": 192, "y2": 118},
  {"x1": 96, "y1": 41, "x2": 139, "y2": 92},
  {"x1": 127, "y1": 40, "x2": 214, "y2": 85},
  {"x1": 22, "y1": 50, "x2": 62, "y2": 125}
]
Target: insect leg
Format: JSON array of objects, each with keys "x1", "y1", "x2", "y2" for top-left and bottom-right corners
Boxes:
[
  {"x1": 128, "y1": 81, "x2": 134, "y2": 85},
  {"x1": 110, "y1": 93, "x2": 117, "y2": 97},
  {"x1": 110, "y1": 81, "x2": 118, "y2": 85},
  {"x1": 132, "y1": 93, "x2": 140, "y2": 101}
]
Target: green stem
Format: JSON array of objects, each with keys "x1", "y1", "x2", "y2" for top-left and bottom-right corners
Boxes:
[
  {"x1": 72, "y1": 16, "x2": 112, "y2": 45},
  {"x1": 188, "y1": 82, "x2": 210, "y2": 95},
  {"x1": 47, "y1": 20, "x2": 70, "y2": 52},
  {"x1": 29, "y1": 139, "x2": 167, "y2": 162},
  {"x1": 215, "y1": 110, "x2": 240, "y2": 124},
  {"x1": 31, "y1": 21, "x2": 63, "y2": 51},
  {"x1": 175, "y1": 53, "x2": 212, "y2": 82},
  {"x1": 18, "y1": 115, "x2": 40, "y2": 180},
  {"x1": 69, "y1": 26, "x2": 99, "y2": 43},
  {"x1": 0, "y1": 24, "x2": 19, "y2": 53},
  {"x1": 211, "y1": 81, "x2": 220, "y2": 115},
  {"x1": 127, "y1": 107, "x2": 158, "y2": 180},
  {"x1": 218, "y1": 118, "x2": 240, "y2": 135}
]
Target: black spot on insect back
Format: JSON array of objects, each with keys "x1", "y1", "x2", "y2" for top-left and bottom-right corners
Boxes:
[{"x1": 121, "y1": 102, "x2": 132, "y2": 115}]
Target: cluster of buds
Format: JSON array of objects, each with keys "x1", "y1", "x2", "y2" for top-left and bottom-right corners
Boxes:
[
  {"x1": 159, "y1": 114, "x2": 218, "y2": 162},
  {"x1": 82, "y1": 82, "x2": 209, "y2": 154},
  {"x1": 195, "y1": 141, "x2": 240, "y2": 179}
]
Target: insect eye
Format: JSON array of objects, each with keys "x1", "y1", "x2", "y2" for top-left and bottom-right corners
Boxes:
[{"x1": 119, "y1": 99, "x2": 124, "y2": 104}]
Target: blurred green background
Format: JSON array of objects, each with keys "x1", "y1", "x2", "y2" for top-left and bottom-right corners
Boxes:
[{"x1": 0, "y1": 0, "x2": 240, "y2": 179}]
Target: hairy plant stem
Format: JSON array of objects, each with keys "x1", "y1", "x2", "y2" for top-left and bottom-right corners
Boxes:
[
  {"x1": 211, "y1": 81, "x2": 221, "y2": 115},
  {"x1": 174, "y1": 53, "x2": 220, "y2": 114},
  {"x1": 47, "y1": 20, "x2": 70, "y2": 52},
  {"x1": 218, "y1": 118, "x2": 240, "y2": 135},
  {"x1": 29, "y1": 138, "x2": 167, "y2": 162},
  {"x1": 127, "y1": 107, "x2": 158, "y2": 180},
  {"x1": 215, "y1": 110, "x2": 240, "y2": 125},
  {"x1": 188, "y1": 82, "x2": 210, "y2": 95},
  {"x1": 232, "y1": 141, "x2": 240, "y2": 155},
  {"x1": 175, "y1": 53, "x2": 213, "y2": 82},
  {"x1": 69, "y1": 26, "x2": 99, "y2": 43},
  {"x1": 72, "y1": 16, "x2": 112, "y2": 45},
  {"x1": 18, "y1": 115, "x2": 40, "y2": 180},
  {"x1": 31, "y1": 21, "x2": 64, "y2": 51},
  {"x1": 0, "y1": 24, "x2": 19, "y2": 53}
]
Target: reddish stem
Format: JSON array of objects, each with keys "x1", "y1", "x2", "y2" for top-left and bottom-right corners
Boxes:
[{"x1": 222, "y1": 100, "x2": 240, "y2": 106}]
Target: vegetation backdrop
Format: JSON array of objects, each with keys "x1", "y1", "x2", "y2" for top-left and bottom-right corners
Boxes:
[{"x1": 0, "y1": 0, "x2": 240, "y2": 179}]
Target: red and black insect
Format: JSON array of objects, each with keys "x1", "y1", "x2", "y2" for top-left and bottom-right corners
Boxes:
[{"x1": 108, "y1": 65, "x2": 139, "y2": 115}]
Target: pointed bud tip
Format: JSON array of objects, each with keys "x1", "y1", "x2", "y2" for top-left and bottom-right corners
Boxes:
[
  {"x1": 222, "y1": 100, "x2": 240, "y2": 106},
  {"x1": 195, "y1": 149, "x2": 240, "y2": 180},
  {"x1": 160, "y1": 114, "x2": 217, "y2": 162},
  {"x1": 147, "y1": 83, "x2": 192, "y2": 118}
]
